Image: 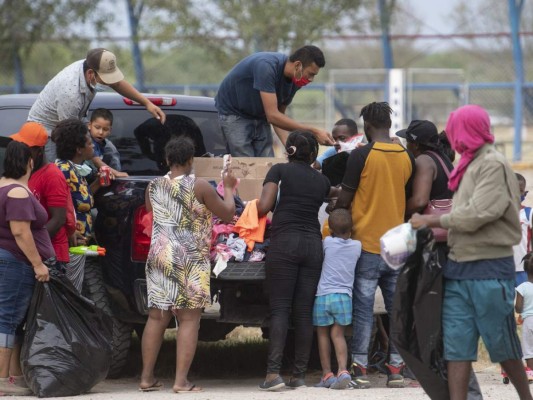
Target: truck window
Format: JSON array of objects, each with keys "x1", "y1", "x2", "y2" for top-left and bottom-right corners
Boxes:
[
  {"x1": 0, "y1": 108, "x2": 31, "y2": 134},
  {"x1": 134, "y1": 115, "x2": 206, "y2": 173},
  {"x1": 90, "y1": 109, "x2": 226, "y2": 176}
]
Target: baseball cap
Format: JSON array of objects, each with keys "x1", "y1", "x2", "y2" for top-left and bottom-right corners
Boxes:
[
  {"x1": 86, "y1": 48, "x2": 124, "y2": 85},
  {"x1": 10, "y1": 122, "x2": 48, "y2": 147},
  {"x1": 396, "y1": 120, "x2": 439, "y2": 148}
]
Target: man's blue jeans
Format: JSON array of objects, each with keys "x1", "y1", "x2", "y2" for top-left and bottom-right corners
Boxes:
[
  {"x1": 351, "y1": 251, "x2": 403, "y2": 368},
  {"x1": 218, "y1": 114, "x2": 274, "y2": 157}
]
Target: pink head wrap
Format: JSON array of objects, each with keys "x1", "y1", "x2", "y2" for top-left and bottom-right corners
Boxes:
[{"x1": 445, "y1": 105, "x2": 494, "y2": 192}]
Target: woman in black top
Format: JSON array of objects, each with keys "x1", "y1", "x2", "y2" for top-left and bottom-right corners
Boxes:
[
  {"x1": 257, "y1": 130, "x2": 335, "y2": 390},
  {"x1": 400, "y1": 120, "x2": 454, "y2": 218}
]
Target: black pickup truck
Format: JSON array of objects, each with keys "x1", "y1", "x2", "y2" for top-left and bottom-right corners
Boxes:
[{"x1": 0, "y1": 93, "x2": 269, "y2": 377}]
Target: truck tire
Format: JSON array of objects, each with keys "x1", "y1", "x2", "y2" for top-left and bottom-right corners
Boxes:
[{"x1": 82, "y1": 258, "x2": 132, "y2": 378}]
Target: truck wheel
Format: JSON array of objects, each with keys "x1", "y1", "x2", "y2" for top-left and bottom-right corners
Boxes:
[{"x1": 82, "y1": 258, "x2": 132, "y2": 378}]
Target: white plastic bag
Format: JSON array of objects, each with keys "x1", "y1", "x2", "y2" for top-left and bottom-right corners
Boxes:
[{"x1": 380, "y1": 223, "x2": 417, "y2": 270}]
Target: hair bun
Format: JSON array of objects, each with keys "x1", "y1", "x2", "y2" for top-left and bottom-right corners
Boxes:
[{"x1": 287, "y1": 145, "x2": 297, "y2": 155}]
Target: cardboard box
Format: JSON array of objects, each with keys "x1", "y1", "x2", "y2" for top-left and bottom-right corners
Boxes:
[
  {"x1": 193, "y1": 157, "x2": 285, "y2": 180},
  {"x1": 199, "y1": 176, "x2": 265, "y2": 201},
  {"x1": 193, "y1": 157, "x2": 286, "y2": 201}
]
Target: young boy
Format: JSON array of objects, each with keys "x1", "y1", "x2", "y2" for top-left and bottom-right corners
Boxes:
[
  {"x1": 515, "y1": 252, "x2": 533, "y2": 379},
  {"x1": 514, "y1": 173, "x2": 532, "y2": 286},
  {"x1": 314, "y1": 118, "x2": 363, "y2": 169},
  {"x1": 87, "y1": 108, "x2": 128, "y2": 178},
  {"x1": 313, "y1": 209, "x2": 361, "y2": 389}
]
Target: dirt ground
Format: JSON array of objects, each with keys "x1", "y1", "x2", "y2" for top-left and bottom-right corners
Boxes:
[{"x1": 9, "y1": 365, "x2": 528, "y2": 399}]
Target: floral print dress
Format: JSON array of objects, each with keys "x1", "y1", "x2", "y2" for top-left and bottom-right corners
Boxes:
[
  {"x1": 55, "y1": 160, "x2": 94, "y2": 238},
  {"x1": 146, "y1": 174, "x2": 212, "y2": 310}
]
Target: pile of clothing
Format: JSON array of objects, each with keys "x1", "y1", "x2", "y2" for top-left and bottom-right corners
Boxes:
[{"x1": 210, "y1": 191, "x2": 271, "y2": 277}]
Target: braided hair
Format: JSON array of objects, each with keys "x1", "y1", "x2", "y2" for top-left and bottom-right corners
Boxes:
[
  {"x1": 360, "y1": 102, "x2": 392, "y2": 130},
  {"x1": 285, "y1": 130, "x2": 319, "y2": 164}
]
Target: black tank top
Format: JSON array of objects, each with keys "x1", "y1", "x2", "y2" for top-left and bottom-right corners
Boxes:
[{"x1": 424, "y1": 151, "x2": 453, "y2": 200}]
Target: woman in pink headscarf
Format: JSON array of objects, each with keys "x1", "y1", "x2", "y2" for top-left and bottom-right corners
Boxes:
[{"x1": 410, "y1": 105, "x2": 532, "y2": 400}]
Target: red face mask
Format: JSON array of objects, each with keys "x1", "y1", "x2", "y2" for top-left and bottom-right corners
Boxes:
[
  {"x1": 292, "y1": 76, "x2": 310, "y2": 87},
  {"x1": 292, "y1": 66, "x2": 310, "y2": 87}
]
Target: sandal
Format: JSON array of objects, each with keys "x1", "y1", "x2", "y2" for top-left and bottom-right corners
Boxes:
[
  {"x1": 138, "y1": 380, "x2": 163, "y2": 392},
  {"x1": 173, "y1": 383, "x2": 203, "y2": 393},
  {"x1": 314, "y1": 372, "x2": 336, "y2": 388}
]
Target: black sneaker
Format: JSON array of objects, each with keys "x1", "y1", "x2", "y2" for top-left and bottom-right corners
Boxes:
[
  {"x1": 351, "y1": 363, "x2": 371, "y2": 389},
  {"x1": 386, "y1": 363, "x2": 405, "y2": 388},
  {"x1": 287, "y1": 377, "x2": 306, "y2": 389},
  {"x1": 259, "y1": 376, "x2": 285, "y2": 391}
]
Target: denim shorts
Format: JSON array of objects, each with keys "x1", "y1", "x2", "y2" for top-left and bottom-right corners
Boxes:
[
  {"x1": 0, "y1": 248, "x2": 36, "y2": 348},
  {"x1": 442, "y1": 278, "x2": 522, "y2": 362},
  {"x1": 313, "y1": 293, "x2": 352, "y2": 326}
]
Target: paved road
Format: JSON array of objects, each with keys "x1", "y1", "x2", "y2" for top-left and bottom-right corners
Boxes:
[{"x1": 11, "y1": 365, "x2": 527, "y2": 399}]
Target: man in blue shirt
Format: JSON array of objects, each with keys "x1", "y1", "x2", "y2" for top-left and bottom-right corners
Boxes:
[{"x1": 215, "y1": 45, "x2": 334, "y2": 157}]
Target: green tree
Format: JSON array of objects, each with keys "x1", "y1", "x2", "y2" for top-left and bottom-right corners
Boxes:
[
  {"x1": 0, "y1": 0, "x2": 108, "y2": 93},
  {"x1": 146, "y1": 0, "x2": 373, "y2": 68}
]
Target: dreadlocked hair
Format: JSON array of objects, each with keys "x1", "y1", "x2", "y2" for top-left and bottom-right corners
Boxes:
[
  {"x1": 360, "y1": 102, "x2": 393, "y2": 130},
  {"x1": 285, "y1": 130, "x2": 319, "y2": 164}
]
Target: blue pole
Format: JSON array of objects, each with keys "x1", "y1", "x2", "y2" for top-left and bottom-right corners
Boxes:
[
  {"x1": 127, "y1": 0, "x2": 145, "y2": 92},
  {"x1": 509, "y1": 0, "x2": 525, "y2": 161},
  {"x1": 378, "y1": 0, "x2": 394, "y2": 69},
  {"x1": 378, "y1": 0, "x2": 394, "y2": 103},
  {"x1": 13, "y1": 49, "x2": 24, "y2": 94}
]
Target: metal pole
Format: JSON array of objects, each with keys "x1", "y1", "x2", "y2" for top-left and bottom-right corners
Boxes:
[
  {"x1": 127, "y1": 0, "x2": 146, "y2": 92},
  {"x1": 379, "y1": 0, "x2": 394, "y2": 105},
  {"x1": 509, "y1": 0, "x2": 525, "y2": 161},
  {"x1": 378, "y1": 0, "x2": 394, "y2": 70}
]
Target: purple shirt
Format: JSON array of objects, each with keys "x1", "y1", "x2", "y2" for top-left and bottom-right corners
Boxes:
[{"x1": 0, "y1": 184, "x2": 55, "y2": 264}]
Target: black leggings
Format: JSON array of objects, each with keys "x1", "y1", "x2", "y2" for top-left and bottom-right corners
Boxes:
[{"x1": 265, "y1": 233, "x2": 323, "y2": 376}]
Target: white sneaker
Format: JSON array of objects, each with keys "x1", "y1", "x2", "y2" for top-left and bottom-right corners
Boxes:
[{"x1": 0, "y1": 376, "x2": 32, "y2": 396}]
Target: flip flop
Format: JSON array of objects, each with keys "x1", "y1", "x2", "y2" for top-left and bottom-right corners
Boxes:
[
  {"x1": 139, "y1": 380, "x2": 163, "y2": 392},
  {"x1": 173, "y1": 384, "x2": 203, "y2": 393}
]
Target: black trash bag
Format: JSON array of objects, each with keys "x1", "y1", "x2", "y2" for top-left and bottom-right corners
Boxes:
[
  {"x1": 390, "y1": 228, "x2": 450, "y2": 400},
  {"x1": 21, "y1": 270, "x2": 113, "y2": 398},
  {"x1": 390, "y1": 229, "x2": 484, "y2": 400}
]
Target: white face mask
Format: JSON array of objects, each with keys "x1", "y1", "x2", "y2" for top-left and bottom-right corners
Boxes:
[
  {"x1": 75, "y1": 163, "x2": 93, "y2": 177},
  {"x1": 93, "y1": 83, "x2": 107, "y2": 92},
  {"x1": 89, "y1": 74, "x2": 107, "y2": 92}
]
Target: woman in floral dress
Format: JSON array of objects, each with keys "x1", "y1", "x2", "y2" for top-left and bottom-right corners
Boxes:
[
  {"x1": 140, "y1": 136, "x2": 237, "y2": 393},
  {"x1": 53, "y1": 118, "x2": 101, "y2": 291}
]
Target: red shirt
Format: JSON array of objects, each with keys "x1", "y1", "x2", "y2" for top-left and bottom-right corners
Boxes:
[{"x1": 29, "y1": 163, "x2": 73, "y2": 262}]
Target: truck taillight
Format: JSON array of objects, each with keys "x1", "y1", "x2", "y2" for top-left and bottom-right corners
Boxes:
[{"x1": 132, "y1": 206, "x2": 151, "y2": 262}]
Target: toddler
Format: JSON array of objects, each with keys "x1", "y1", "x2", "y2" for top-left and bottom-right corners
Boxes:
[
  {"x1": 313, "y1": 209, "x2": 361, "y2": 389},
  {"x1": 515, "y1": 252, "x2": 533, "y2": 380},
  {"x1": 87, "y1": 108, "x2": 128, "y2": 178}
]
